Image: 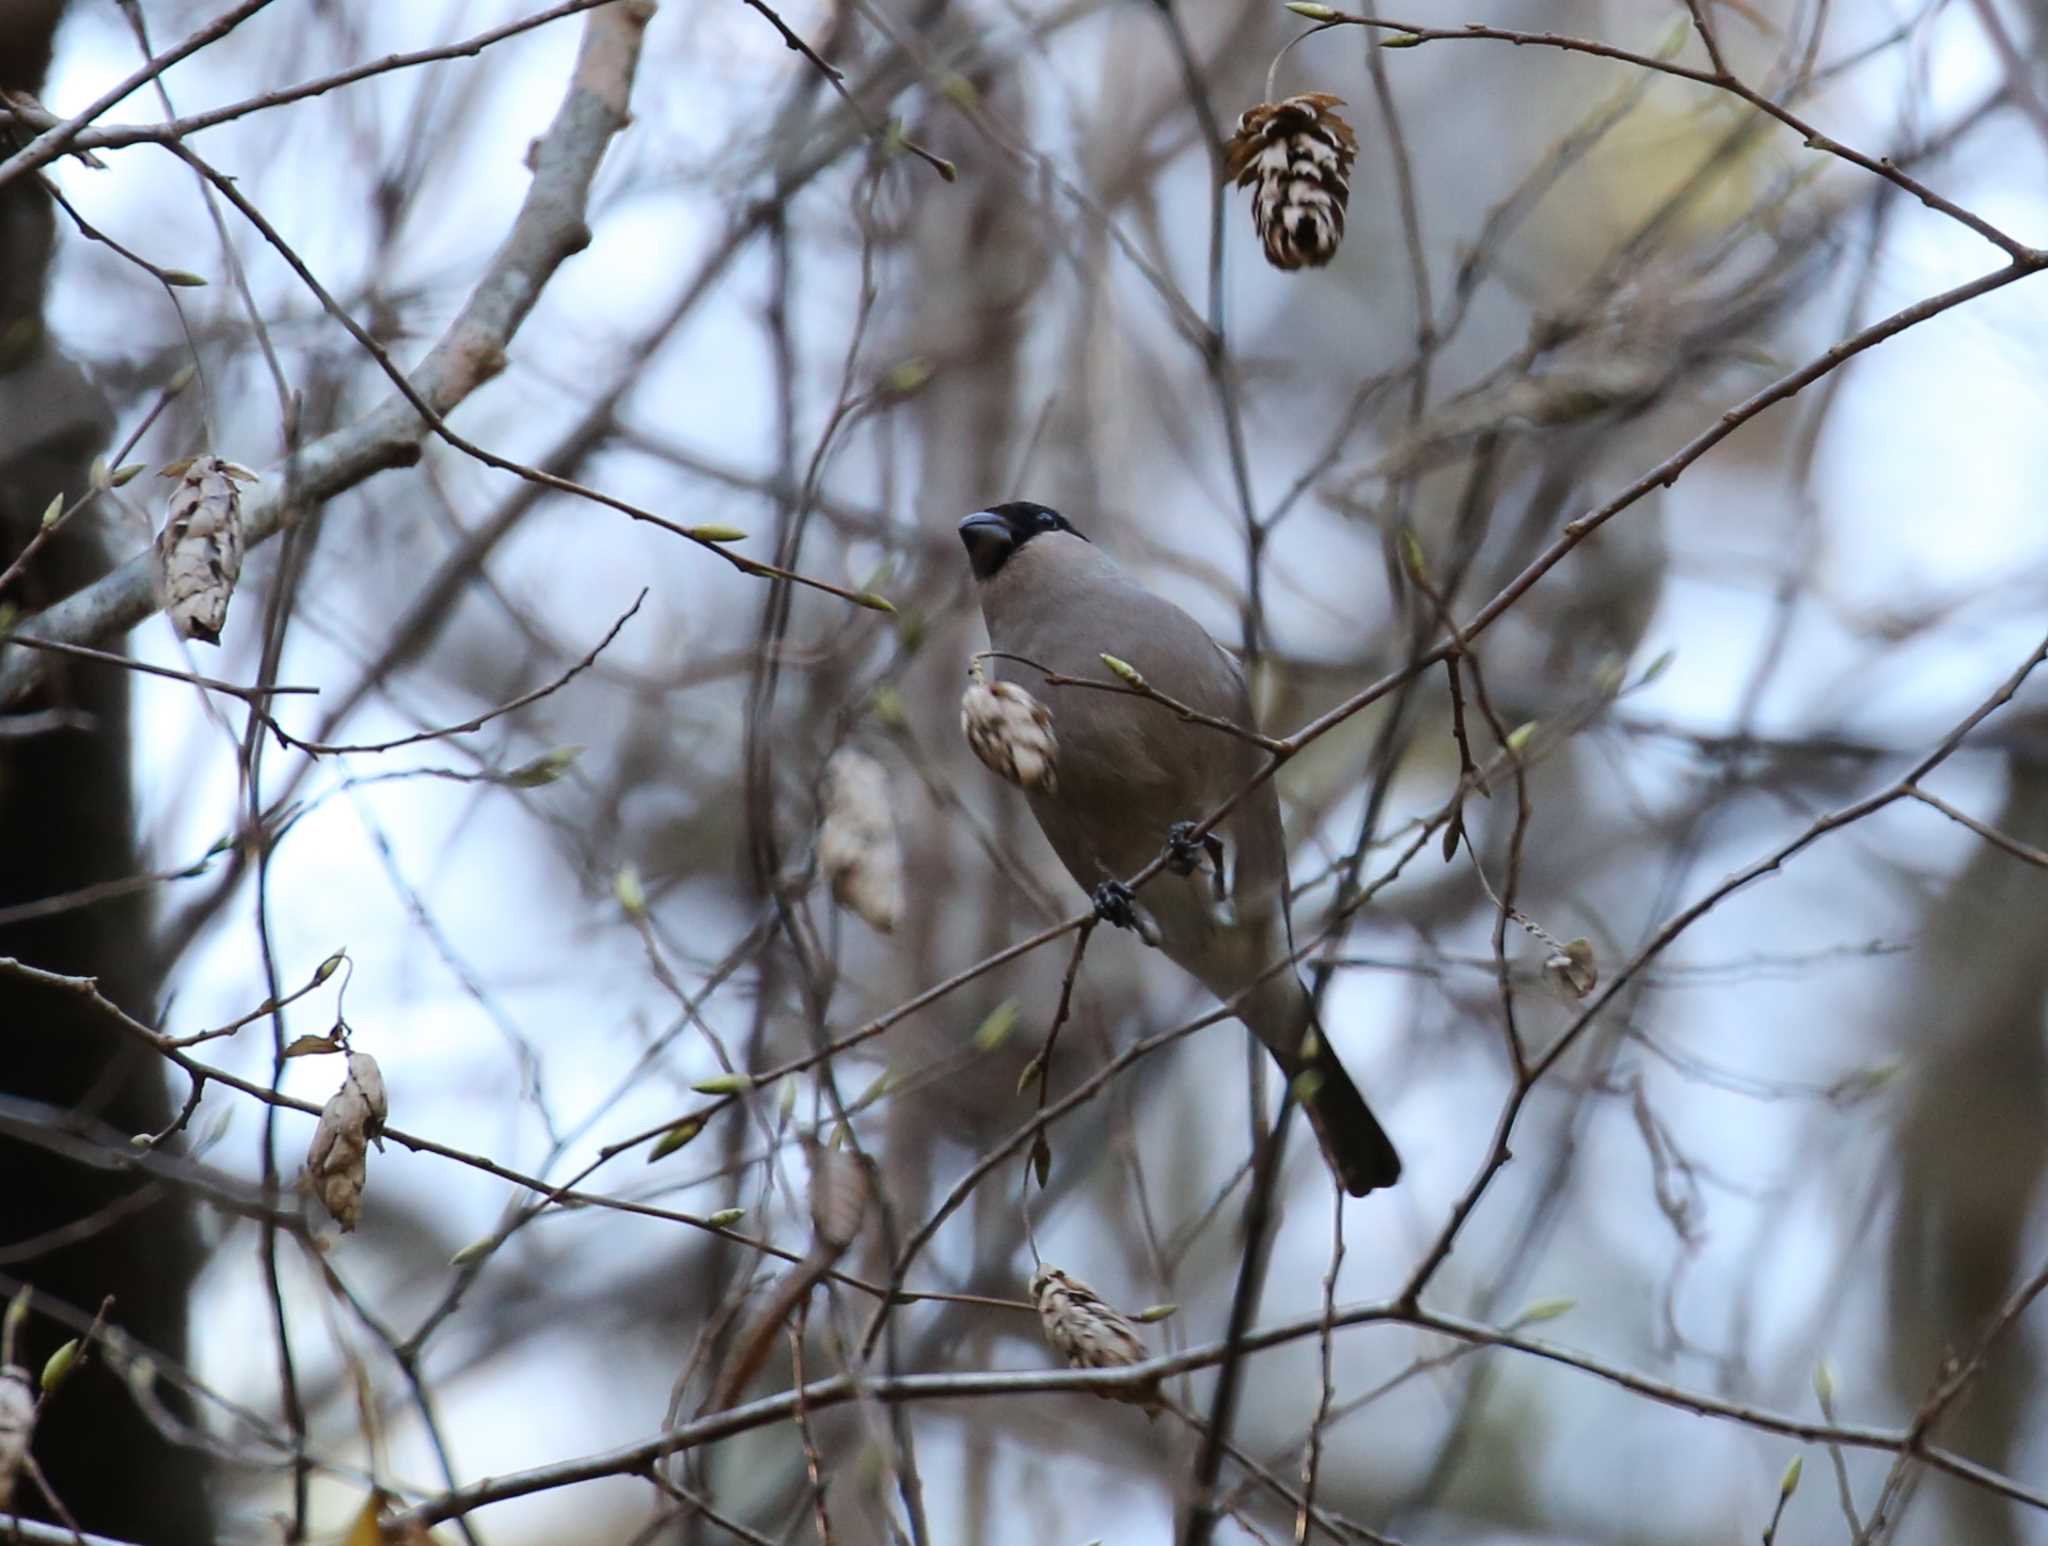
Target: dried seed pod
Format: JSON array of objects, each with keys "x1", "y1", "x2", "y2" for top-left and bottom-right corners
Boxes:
[
  {"x1": 1029, "y1": 1264, "x2": 1158, "y2": 1410},
  {"x1": 1223, "y1": 93, "x2": 1359, "y2": 270},
  {"x1": 807, "y1": 1141, "x2": 868, "y2": 1253},
  {"x1": 0, "y1": 1363, "x2": 32, "y2": 1508},
  {"x1": 961, "y1": 677, "x2": 1059, "y2": 795},
  {"x1": 305, "y1": 1051, "x2": 388, "y2": 1232},
  {"x1": 818, "y1": 748, "x2": 905, "y2": 933},
  {"x1": 153, "y1": 455, "x2": 255, "y2": 643}
]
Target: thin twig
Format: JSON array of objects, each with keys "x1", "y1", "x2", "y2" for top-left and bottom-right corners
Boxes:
[{"x1": 270, "y1": 590, "x2": 644, "y2": 756}]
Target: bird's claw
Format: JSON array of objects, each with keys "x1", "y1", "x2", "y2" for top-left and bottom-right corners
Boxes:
[{"x1": 1091, "y1": 881, "x2": 1139, "y2": 930}]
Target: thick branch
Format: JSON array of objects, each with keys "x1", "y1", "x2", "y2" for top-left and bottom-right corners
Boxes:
[{"x1": 0, "y1": 2, "x2": 654, "y2": 707}]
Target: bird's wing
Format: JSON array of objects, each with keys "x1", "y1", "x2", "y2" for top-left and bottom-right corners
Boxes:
[{"x1": 980, "y1": 534, "x2": 1291, "y2": 936}]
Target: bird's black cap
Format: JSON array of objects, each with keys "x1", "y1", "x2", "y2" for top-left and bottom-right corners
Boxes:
[{"x1": 959, "y1": 502, "x2": 1086, "y2": 580}]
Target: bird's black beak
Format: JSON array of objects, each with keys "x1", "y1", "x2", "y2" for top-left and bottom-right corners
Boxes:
[{"x1": 959, "y1": 511, "x2": 1015, "y2": 580}]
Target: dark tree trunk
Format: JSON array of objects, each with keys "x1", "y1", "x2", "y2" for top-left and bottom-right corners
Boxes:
[{"x1": 0, "y1": 5, "x2": 210, "y2": 1540}]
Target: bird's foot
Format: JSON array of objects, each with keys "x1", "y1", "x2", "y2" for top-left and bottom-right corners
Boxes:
[
  {"x1": 1091, "y1": 881, "x2": 1139, "y2": 930},
  {"x1": 1166, "y1": 820, "x2": 1228, "y2": 901},
  {"x1": 1091, "y1": 881, "x2": 1162, "y2": 946}
]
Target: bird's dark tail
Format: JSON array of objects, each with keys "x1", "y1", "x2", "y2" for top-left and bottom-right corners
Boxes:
[
  {"x1": 1244, "y1": 976, "x2": 1401, "y2": 1196},
  {"x1": 1294, "y1": 1041, "x2": 1401, "y2": 1197}
]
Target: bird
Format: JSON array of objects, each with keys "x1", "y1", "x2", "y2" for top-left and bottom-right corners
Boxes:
[{"x1": 958, "y1": 501, "x2": 1400, "y2": 1196}]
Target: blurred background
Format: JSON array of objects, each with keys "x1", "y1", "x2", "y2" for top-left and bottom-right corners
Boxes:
[{"x1": 3, "y1": 0, "x2": 2047, "y2": 1541}]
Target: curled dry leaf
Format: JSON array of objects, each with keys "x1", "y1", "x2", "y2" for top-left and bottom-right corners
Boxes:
[
  {"x1": 1029, "y1": 1264, "x2": 1158, "y2": 1411},
  {"x1": 1223, "y1": 93, "x2": 1359, "y2": 271},
  {"x1": 305, "y1": 1051, "x2": 388, "y2": 1232},
  {"x1": 818, "y1": 747, "x2": 905, "y2": 933},
  {"x1": 0, "y1": 1363, "x2": 32, "y2": 1508},
  {"x1": 1545, "y1": 937, "x2": 1598, "y2": 1000},
  {"x1": 153, "y1": 455, "x2": 255, "y2": 643},
  {"x1": 961, "y1": 677, "x2": 1058, "y2": 795}
]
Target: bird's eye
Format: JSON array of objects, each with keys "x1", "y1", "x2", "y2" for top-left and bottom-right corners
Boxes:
[{"x1": 1037, "y1": 512, "x2": 1058, "y2": 530}]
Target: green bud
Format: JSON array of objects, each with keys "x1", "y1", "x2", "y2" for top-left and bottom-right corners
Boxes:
[
  {"x1": 1779, "y1": 1456, "x2": 1802, "y2": 1496},
  {"x1": 883, "y1": 358, "x2": 933, "y2": 396},
  {"x1": 685, "y1": 525, "x2": 749, "y2": 543},
  {"x1": 1133, "y1": 1303, "x2": 1179, "y2": 1324},
  {"x1": 973, "y1": 999, "x2": 1021, "y2": 1051},
  {"x1": 706, "y1": 1208, "x2": 746, "y2": 1229},
  {"x1": 691, "y1": 1072, "x2": 753, "y2": 1096},
  {"x1": 314, "y1": 952, "x2": 345, "y2": 984},
  {"x1": 450, "y1": 1237, "x2": 497, "y2": 1267},
  {"x1": 1100, "y1": 654, "x2": 1146, "y2": 689},
  {"x1": 1399, "y1": 528, "x2": 1428, "y2": 583},
  {"x1": 504, "y1": 745, "x2": 583, "y2": 787},
  {"x1": 614, "y1": 862, "x2": 646, "y2": 919},
  {"x1": 4, "y1": 1286, "x2": 30, "y2": 1354},
  {"x1": 1512, "y1": 1296, "x2": 1576, "y2": 1326},
  {"x1": 40, "y1": 1338, "x2": 79, "y2": 1393},
  {"x1": 648, "y1": 1118, "x2": 703, "y2": 1160},
  {"x1": 110, "y1": 462, "x2": 147, "y2": 488},
  {"x1": 1827, "y1": 1061, "x2": 1900, "y2": 1102},
  {"x1": 1285, "y1": 1, "x2": 1339, "y2": 16},
  {"x1": 869, "y1": 685, "x2": 908, "y2": 729},
  {"x1": 161, "y1": 269, "x2": 209, "y2": 287},
  {"x1": 1635, "y1": 648, "x2": 1676, "y2": 687},
  {"x1": 1381, "y1": 31, "x2": 1425, "y2": 47},
  {"x1": 40, "y1": 492, "x2": 63, "y2": 529}
]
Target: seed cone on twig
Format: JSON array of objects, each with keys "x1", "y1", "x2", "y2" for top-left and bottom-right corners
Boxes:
[
  {"x1": 961, "y1": 669, "x2": 1058, "y2": 795},
  {"x1": 1030, "y1": 1264, "x2": 1158, "y2": 1411},
  {"x1": 0, "y1": 1362, "x2": 31, "y2": 1508},
  {"x1": 153, "y1": 454, "x2": 255, "y2": 643},
  {"x1": 1223, "y1": 92, "x2": 1358, "y2": 270},
  {"x1": 818, "y1": 747, "x2": 905, "y2": 933},
  {"x1": 807, "y1": 1138, "x2": 868, "y2": 1253}
]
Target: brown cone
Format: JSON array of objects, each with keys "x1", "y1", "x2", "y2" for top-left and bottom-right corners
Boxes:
[{"x1": 1224, "y1": 92, "x2": 1359, "y2": 270}]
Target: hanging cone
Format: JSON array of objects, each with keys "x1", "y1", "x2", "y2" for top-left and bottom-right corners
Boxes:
[
  {"x1": 1223, "y1": 92, "x2": 1359, "y2": 270},
  {"x1": 1029, "y1": 1264, "x2": 1159, "y2": 1411}
]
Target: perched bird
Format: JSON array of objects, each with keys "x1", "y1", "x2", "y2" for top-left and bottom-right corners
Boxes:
[{"x1": 959, "y1": 502, "x2": 1400, "y2": 1195}]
